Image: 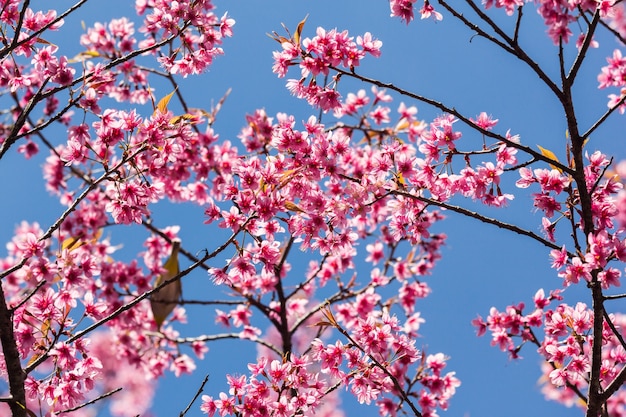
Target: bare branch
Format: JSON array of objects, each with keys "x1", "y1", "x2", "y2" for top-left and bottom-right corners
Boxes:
[
  {"x1": 157, "y1": 332, "x2": 283, "y2": 357},
  {"x1": 179, "y1": 375, "x2": 209, "y2": 417},
  {"x1": 435, "y1": 1, "x2": 515, "y2": 54},
  {"x1": 567, "y1": 10, "x2": 601, "y2": 84},
  {"x1": 391, "y1": 189, "x2": 570, "y2": 254},
  {"x1": 583, "y1": 94, "x2": 626, "y2": 140},
  {"x1": 454, "y1": 0, "x2": 563, "y2": 99},
  {"x1": 333, "y1": 67, "x2": 574, "y2": 175},
  {"x1": 56, "y1": 387, "x2": 123, "y2": 414}
]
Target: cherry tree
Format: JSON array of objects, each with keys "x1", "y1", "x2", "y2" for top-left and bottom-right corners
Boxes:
[{"x1": 0, "y1": 1, "x2": 625, "y2": 417}]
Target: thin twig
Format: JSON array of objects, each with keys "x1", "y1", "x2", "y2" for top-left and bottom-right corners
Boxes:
[
  {"x1": 455, "y1": 0, "x2": 563, "y2": 99},
  {"x1": 602, "y1": 308, "x2": 626, "y2": 351},
  {"x1": 4, "y1": 0, "x2": 30, "y2": 58},
  {"x1": 179, "y1": 375, "x2": 209, "y2": 417},
  {"x1": 154, "y1": 332, "x2": 283, "y2": 357},
  {"x1": 329, "y1": 311, "x2": 423, "y2": 417},
  {"x1": 567, "y1": 10, "x2": 601, "y2": 84},
  {"x1": 10, "y1": 280, "x2": 47, "y2": 313},
  {"x1": 513, "y1": 5, "x2": 523, "y2": 44},
  {"x1": 0, "y1": 78, "x2": 50, "y2": 160},
  {"x1": 56, "y1": 387, "x2": 123, "y2": 414},
  {"x1": 435, "y1": 0, "x2": 515, "y2": 54},
  {"x1": 604, "y1": 293, "x2": 626, "y2": 300},
  {"x1": 583, "y1": 94, "x2": 626, "y2": 140}
]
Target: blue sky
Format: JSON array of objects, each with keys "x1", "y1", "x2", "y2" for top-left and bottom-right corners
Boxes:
[{"x1": 1, "y1": 1, "x2": 626, "y2": 416}]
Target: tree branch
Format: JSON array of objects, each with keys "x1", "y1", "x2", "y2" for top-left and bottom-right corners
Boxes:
[
  {"x1": 179, "y1": 375, "x2": 210, "y2": 417},
  {"x1": 333, "y1": 67, "x2": 574, "y2": 175},
  {"x1": 586, "y1": 278, "x2": 606, "y2": 417},
  {"x1": 0, "y1": 282, "x2": 26, "y2": 417},
  {"x1": 435, "y1": 1, "x2": 515, "y2": 54},
  {"x1": 56, "y1": 387, "x2": 123, "y2": 414},
  {"x1": 391, "y1": 189, "x2": 570, "y2": 254},
  {"x1": 455, "y1": 0, "x2": 563, "y2": 99},
  {"x1": 567, "y1": 10, "x2": 601, "y2": 84}
]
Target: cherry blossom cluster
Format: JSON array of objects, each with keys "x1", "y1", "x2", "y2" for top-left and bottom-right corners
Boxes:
[
  {"x1": 612, "y1": 160, "x2": 626, "y2": 231},
  {"x1": 1, "y1": 215, "x2": 203, "y2": 415},
  {"x1": 551, "y1": 231, "x2": 626, "y2": 289},
  {"x1": 598, "y1": 49, "x2": 626, "y2": 113},
  {"x1": 515, "y1": 150, "x2": 626, "y2": 288},
  {"x1": 274, "y1": 34, "x2": 520, "y2": 205},
  {"x1": 388, "y1": 0, "x2": 442, "y2": 23},
  {"x1": 200, "y1": 355, "x2": 343, "y2": 417},
  {"x1": 534, "y1": 1, "x2": 599, "y2": 44},
  {"x1": 272, "y1": 23, "x2": 520, "y2": 207},
  {"x1": 0, "y1": 0, "x2": 233, "y2": 412},
  {"x1": 136, "y1": 0, "x2": 234, "y2": 77},
  {"x1": 2, "y1": 0, "x2": 233, "y2": 161},
  {"x1": 272, "y1": 26, "x2": 382, "y2": 112},
  {"x1": 53, "y1": 106, "x2": 219, "y2": 224},
  {"x1": 473, "y1": 289, "x2": 626, "y2": 413},
  {"x1": 472, "y1": 288, "x2": 562, "y2": 359},
  {"x1": 3, "y1": 0, "x2": 626, "y2": 415},
  {"x1": 202, "y1": 310, "x2": 458, "y2": 417},
  {"x1": 198, "y1": 88, "x2": 525, "y2": 417},
  {"x1": 206, "y1": 104, "x2": 454, "y2": 295},
  {"x1": 199, "y1": 82, "x2": 474, "y2": 415},
  {"x1": 78, "y1": 17, "x2": 152, "y2": 105},
  {"x1": 311, "y1": 311, "x2": 459, "y2": 417},
  {"x1": 609, "y1": 3, "x2": 626, "y2": 38},
  {"x1": 516, "y1": 151, "x2": 623, "y2": 241}
]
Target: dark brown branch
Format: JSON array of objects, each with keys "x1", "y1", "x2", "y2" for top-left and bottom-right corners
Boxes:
[
  {"x1": 333, "y1": 67, "x2": 574, "y2": 175},
  {"x1": 600, "y1": 365, "x2": 626, "y2": 405},
  {"x1": 586, "y1": 278, "x2": 606, "y2": 417},
  {"x1": 596, "y1": 13, "x2": 626, "y2": 46},
  {"x1": 583, "y1": 94, "x2": 626, "y2": 140},
  {"x1": 0, "y1": 283, "x2": 26, "y2": 417},
  {"x1": 513, "y1": 5, "x2": 523, "y2": 44},
  {"x1": 602, "y1": 308, "x2": 626, "y2": 350},
  {"x1": 16, "y1": 94, "x2": 81, "y2": 141},
  {"x1": 391, "y1": 189, "x2": 570, "y2": 254},
  {"x1": 604, "y1": 293, "x2": 626, "y2": 300},
  {"x1": 9, "y1": 280, "x2": 47, "y2": 313},
  {"x1": 4, "y1": 0, "x2": 30, "y2": 59},
  {"x1": 179, "y1": 375, "x2": 210, "y2": 417},
  {"x1": 567, "y1": 10, "x2": 601, "y2": 85},
  {"x1": 435, "y1": 1, "x2": 515, "y2": 54},
  {"x1": 274, "y1": 236, "x2": 295, "y2": 355},
  {"x1": 0, "y1": 78, "x2": 50, "y2": 160},
  {"x1": 456, "y1": 0, "x2": 563, "y2": 99}
]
